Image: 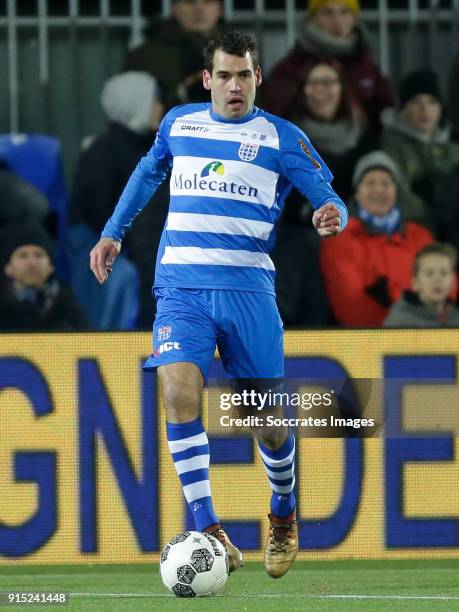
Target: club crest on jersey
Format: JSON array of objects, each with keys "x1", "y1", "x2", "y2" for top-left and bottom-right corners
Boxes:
[
  {"x1": 298, "y1": 139, "x2": 321, "y2": 169},
  {"x1": 158, "y1": 325, "x2": 172, "y2": 341},
  {"x1": 238, "y1": 142, "x2": 259, "y2": 162}
]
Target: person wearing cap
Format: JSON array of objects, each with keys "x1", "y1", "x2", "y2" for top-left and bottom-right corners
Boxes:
[
  {"x1": 264, "y1": 0, "x2": 393, "y2": 134},
  {"x1": 70, "y1": 71, "x2": 168, "y2": 328},
  {"x1": 320, "y1": 150, "x2": 433, "y2": 326},
  {"x1": 382, "y1": 69, "x2": 459, "y2": 230},
  {"x1": 124, "y1": 0, "x2": 226, "y2": 110},
  {"x1": 0, "y1": 224, "x2": 88, "y2": 331}
]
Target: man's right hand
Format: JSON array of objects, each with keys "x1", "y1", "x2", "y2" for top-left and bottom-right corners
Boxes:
[{"x1": 90, "y1": 237, "x2": 121, "y2": 284}]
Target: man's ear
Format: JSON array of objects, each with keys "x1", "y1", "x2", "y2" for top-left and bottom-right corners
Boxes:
[
  {"x1": 255, "y1": 66, "x2": 263, "y2": 87},
  {"x1": 202, "y1": 69, "x2": 212, "y2": 91},
  {"x1": 4, "y1": 262, "x2": 12, "y2": 279}
]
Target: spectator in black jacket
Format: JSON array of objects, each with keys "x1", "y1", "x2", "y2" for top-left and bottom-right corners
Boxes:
[
  {"x1": 0, "y1": 224, "x2": 87, "y2": 331},
  {"x1": 70, "y1": 71, "x2": 169, "y2": 328},
  {"x1": 70, "y1": 71, "x2": 164, "y2": 235}
]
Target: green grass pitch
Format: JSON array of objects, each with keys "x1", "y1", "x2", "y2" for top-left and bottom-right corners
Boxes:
[{"x1": 1, "y1": 560, "x2": 459, "y2": 611}]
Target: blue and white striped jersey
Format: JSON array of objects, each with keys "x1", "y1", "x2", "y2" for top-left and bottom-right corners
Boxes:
[{"x1": 102, "y1": 103, "x2": 348, "y2": 295}]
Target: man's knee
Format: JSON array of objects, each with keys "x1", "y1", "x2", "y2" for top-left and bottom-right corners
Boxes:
[
  {"x1": 163, "y1": 381, "x2": 200, "y2": 411},
  {"x1": 158, "y1": 363, "x2": 203, "y2": 422}
]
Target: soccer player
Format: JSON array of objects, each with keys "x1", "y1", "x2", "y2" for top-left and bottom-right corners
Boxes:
[{"x1": 90, "y1": 31, "x2": 347, "y2": 578}]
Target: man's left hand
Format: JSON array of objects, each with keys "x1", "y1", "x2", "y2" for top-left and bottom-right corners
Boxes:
[{"x1": 312, "y1": 203, "x2": 341, "y2": 237}]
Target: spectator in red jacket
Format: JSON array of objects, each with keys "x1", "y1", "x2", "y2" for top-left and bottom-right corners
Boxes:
[
  {"x1": 264, "y1": 0, "x2": 393, "y2": 134},
  {"x1": 320, "y1": 151, "x2": 433, "y2": 326}
]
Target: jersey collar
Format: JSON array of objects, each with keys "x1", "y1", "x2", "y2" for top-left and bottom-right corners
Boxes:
[{"x1": 209, "y1": 105, "x2": 260, "y2": 124}]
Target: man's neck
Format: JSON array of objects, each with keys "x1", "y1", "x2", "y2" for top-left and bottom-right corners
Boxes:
[{"x1": 210, "y1": 106, "x2": 256, "y2": 123}]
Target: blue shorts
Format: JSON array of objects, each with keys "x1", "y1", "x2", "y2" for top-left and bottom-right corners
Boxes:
[{"x1": 143, "y1": 288, "x2": 284, "y2": 381}]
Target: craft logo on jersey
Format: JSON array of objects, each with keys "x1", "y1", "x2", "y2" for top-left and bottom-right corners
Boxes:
[
  {"x1": 200, "y1": 161, "x2": 225, "y2": 177},
  {"x1": 158, "y1": 325, "x2": 172, "y2": 341},
  {"x1": 238, "y1": 142, "x2": 259, "y2": 162}
]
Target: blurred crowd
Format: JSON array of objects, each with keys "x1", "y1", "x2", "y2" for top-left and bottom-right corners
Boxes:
[{"x1": 2, "y1": 0, "x2": 459, "y2": 331}]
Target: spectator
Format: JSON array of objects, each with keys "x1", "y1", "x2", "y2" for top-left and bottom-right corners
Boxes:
[
  {"x1": 287, "y1": 58, "x2": 375, "y2": 201},
  {"x1": 124, "y1": 0, "x2": 225, "y2": 109},
  {"x1": 320, "y1": 151, "x2": 433, "y2": 326},
  {"x1": 0, "y1": 160, "x2": 49, "y2": 228},
  {"x1": 385, "y1": 243, "x2": 459, "y2": 327},
  {"x1": 70, "y1": 71, "x2": 168, "y2": 329},
  {"x1": 382, "y1": 69, "x2": 459, "y2": 229},
  {"x1": 0, "y1": 224, "x2": 87, "y2": 331},
  {"x1": 436, "y1": 161, "x2": 459, "y2": 254},
  {"x1": 70, "y1": 72, "x2": 164, "y2": 235},
  {"x1": 447, "y1": 52, "x2": 459, "y2": 141},
  {"x1": 271, "y1": 223, "x2": 330, "y2": 327},
  {"x1": 264, "y1": 0, "x2": 393, "y2": 134}
]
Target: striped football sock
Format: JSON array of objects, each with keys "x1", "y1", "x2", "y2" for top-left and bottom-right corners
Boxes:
[
  {"x1": 166, "y1": 417, "x2": 220, "y2": 531},
  {"x1": 257, "y1": 432, "x2": 296, "y2": 518}
]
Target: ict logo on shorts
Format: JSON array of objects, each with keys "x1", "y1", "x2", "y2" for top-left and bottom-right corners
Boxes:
[
  {"x1": 154, "y1": 341, "x2": 181, "y2": 357},
  {"x1": 158, "y1": 325, "x2": 172, "y2": 341}
]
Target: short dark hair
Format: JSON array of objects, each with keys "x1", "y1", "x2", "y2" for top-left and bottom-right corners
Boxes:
[
  {"x1": 413, "y1": 243, "x2": 457, "y2": 276},
  {"x1": 203, "y1": 30, "x2": 259, "y2": 73}
]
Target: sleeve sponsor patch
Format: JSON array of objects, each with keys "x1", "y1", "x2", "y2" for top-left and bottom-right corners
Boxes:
[{"x1": 298, "y1": 139, "x2": 321, "y2": 170}]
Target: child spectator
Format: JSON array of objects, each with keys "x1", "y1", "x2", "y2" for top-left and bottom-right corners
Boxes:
[
  {"x1": 0, "y1": 224, "x2": 87, "y2": 331},
  {"x1": 288, "y1": 58, "x2": 375, "y2": 201},
  {"x1": 320, "y1": 151, "x2": 433, "y2": 326},
  {"x1": 265, "y1": 0, "x2": 393, "y2": 133},
  {"x1": 382, "y1": 69, "x2": 459, "y2": 229},
  {"x1": 384, "y1": 243, "x2": 459, "y2": 327}
]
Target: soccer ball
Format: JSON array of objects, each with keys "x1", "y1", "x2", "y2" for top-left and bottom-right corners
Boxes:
[{"x1": 160, "y1": 531, "x2": 229, "y2": 597}]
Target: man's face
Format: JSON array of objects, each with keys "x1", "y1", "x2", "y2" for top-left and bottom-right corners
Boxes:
[
  {"x1": 172, "y1": 0, "x2": 222, "y2": 34},
  {"x1": 413, "y1": 254, "x2": 454, "y2": 307},
  {"x1": 311, "y1": 2, "x2": 357, "y2": 39},
  {"x1": 355, "y1": 169, "x2": 397, "y2": 217},
  {"x1": 4, "y1": 245, "x2": 54, "y2": 288},
  {"x1": 401, "y1": 94, "x2": 442, "y2": 136},
  {"x1": 203, "y1": 50, "x2": 262, "y2": 120}
]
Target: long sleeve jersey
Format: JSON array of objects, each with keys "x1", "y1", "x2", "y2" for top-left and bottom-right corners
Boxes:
[{"x1": 102, "y1": 102, "x2": 348, "y2": 295}]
